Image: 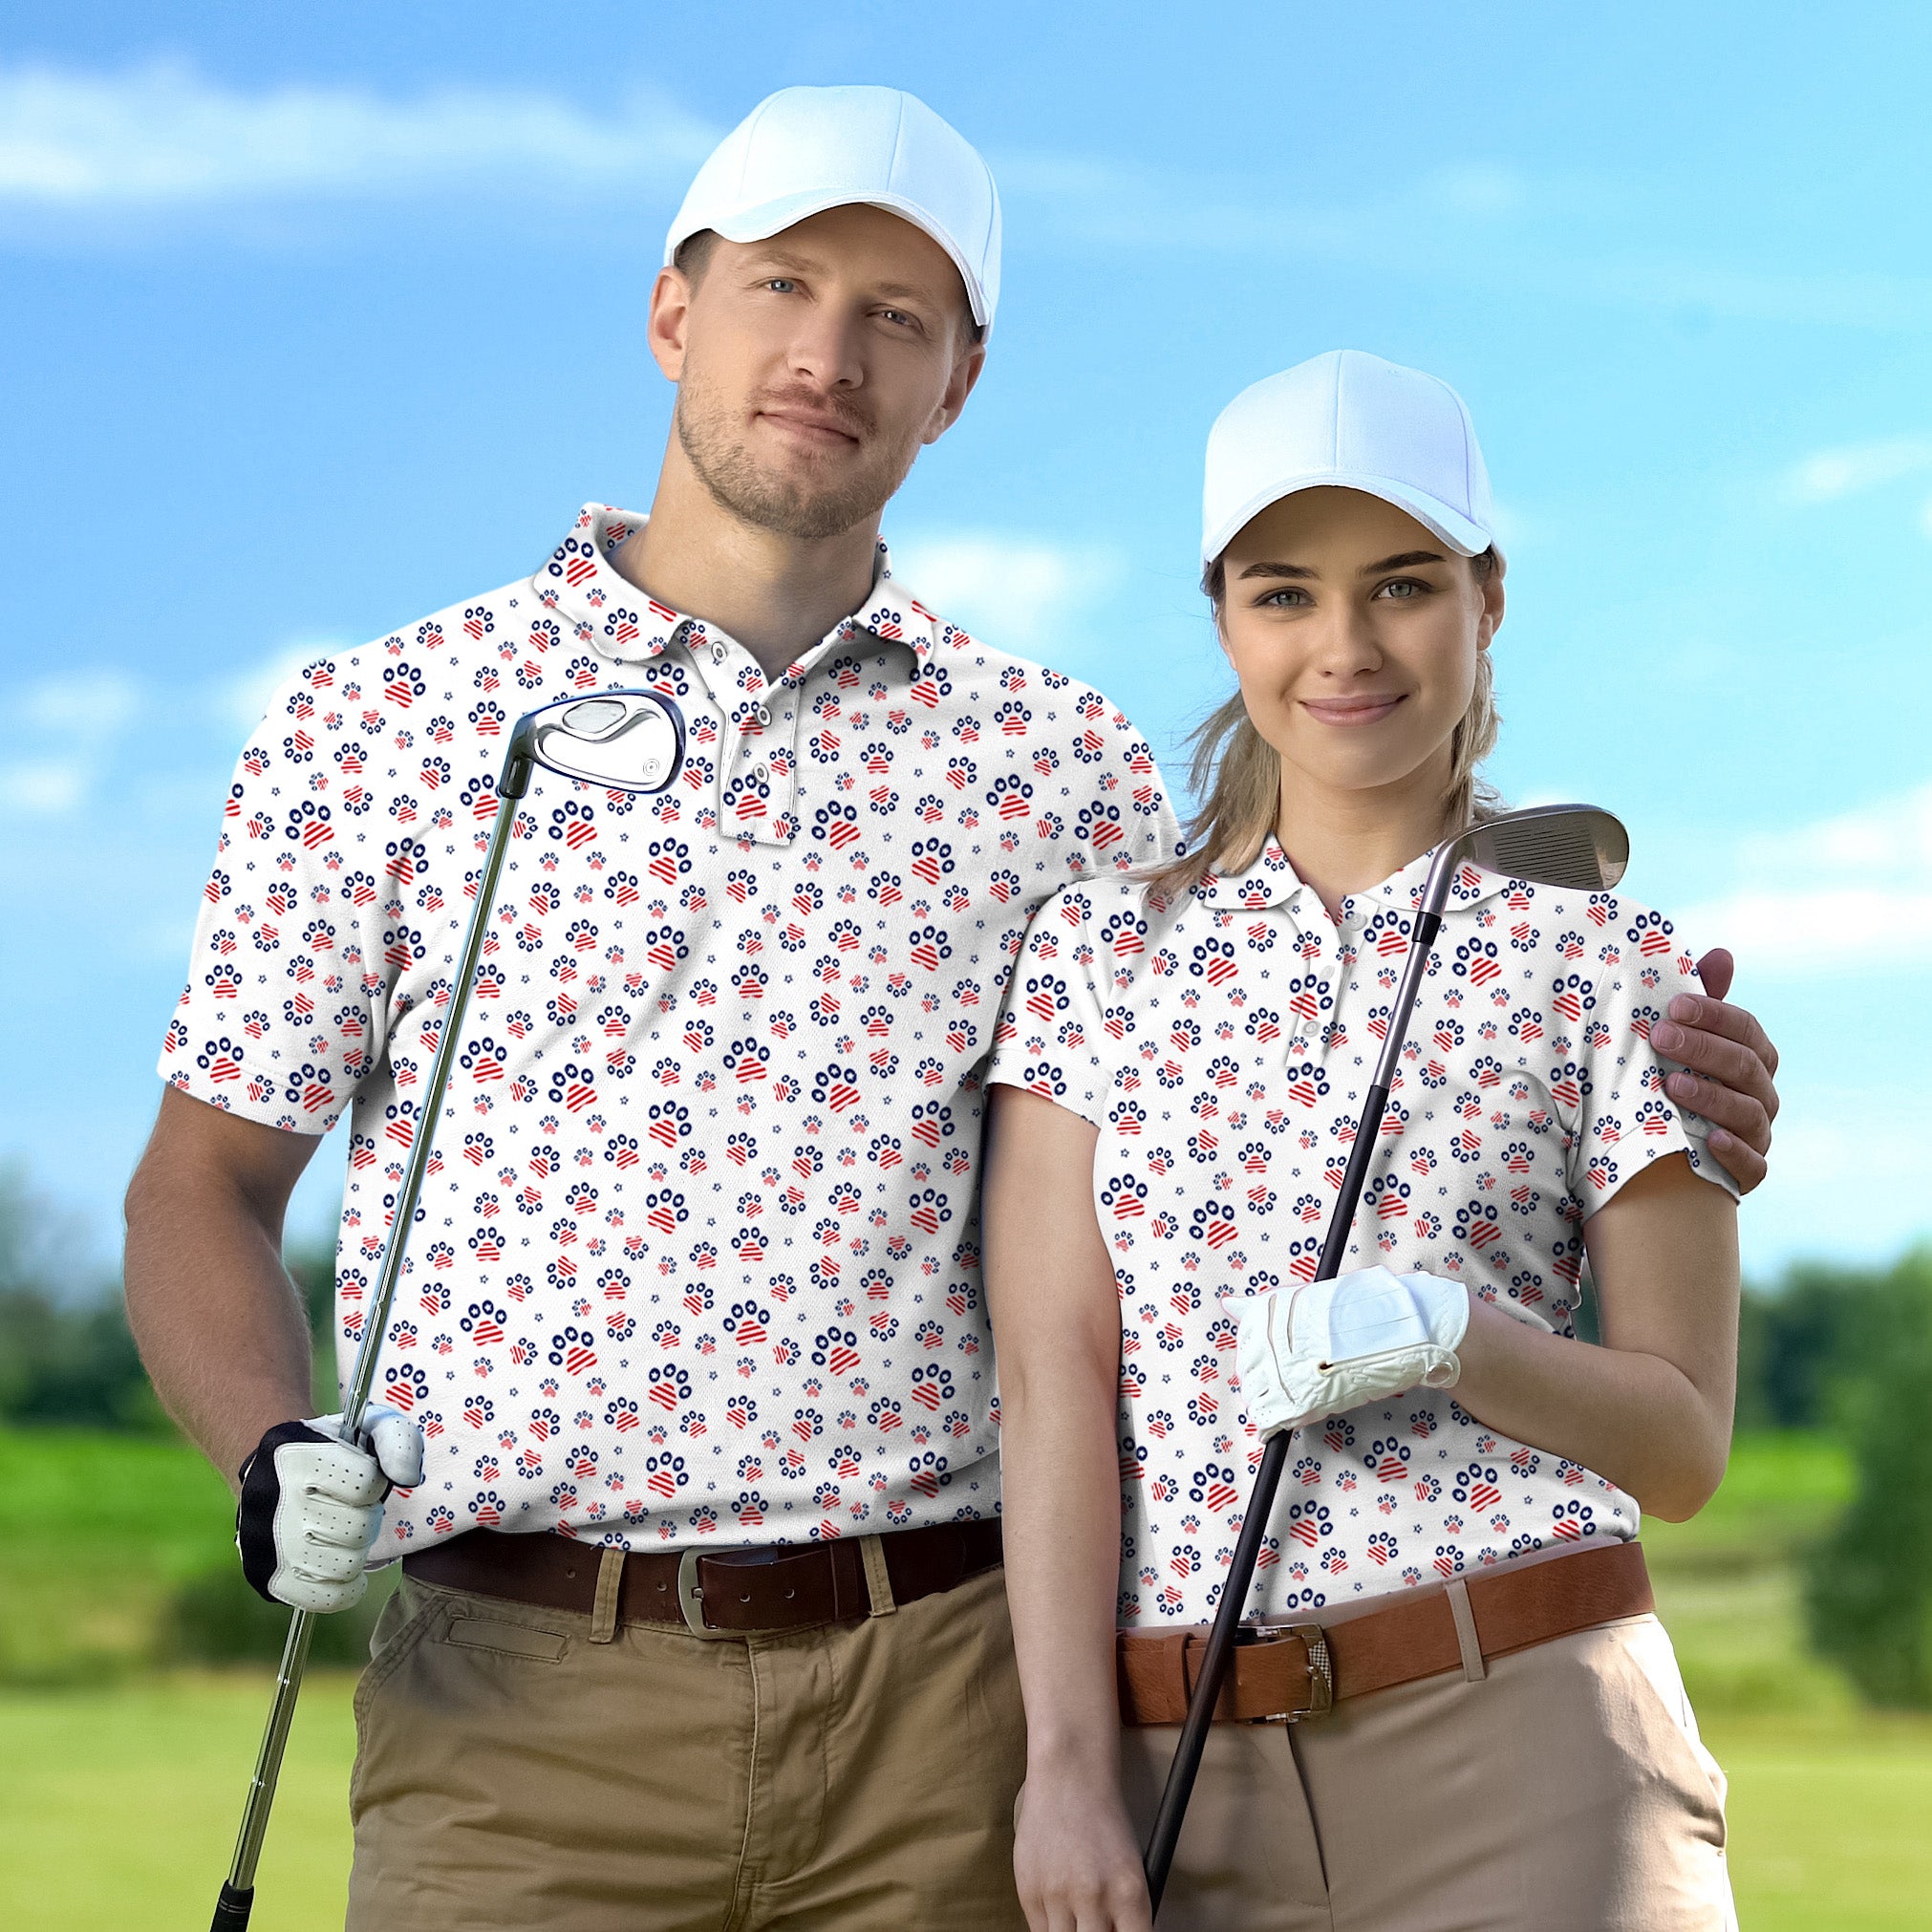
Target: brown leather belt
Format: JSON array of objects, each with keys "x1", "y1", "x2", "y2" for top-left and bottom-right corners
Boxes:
[
  {"x1": 1117, "y1": 1540, "x2": 1652, "y2": 1725},
  {"x1": 402, "y1": 1517, "x2": 1002, "y2": 1637}
]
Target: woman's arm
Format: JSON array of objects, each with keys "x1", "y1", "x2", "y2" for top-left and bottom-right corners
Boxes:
[
  {"x1": 1450, "y1": 1151, "x2": 1739, "y2": 1521},
  {"x1": 984, "y1": 1084, "x2": 1153, "y2": 1932}
]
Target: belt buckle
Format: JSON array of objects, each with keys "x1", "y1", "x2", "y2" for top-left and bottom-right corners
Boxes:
[
  {"x1": 676, "y1": 1549, "x2": 734, "y2": 1640},
  {"x1": 1249, "y1": 1621, "x2": 1335, "y2": 1724}
]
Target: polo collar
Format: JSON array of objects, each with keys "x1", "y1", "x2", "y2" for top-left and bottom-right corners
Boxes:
[
  {"x1": 1191, "y1": 834, "x2": 1513, "y2": 926},
  {"x1": 530, "y1": 503, "x2": 947, "y2": 674}
]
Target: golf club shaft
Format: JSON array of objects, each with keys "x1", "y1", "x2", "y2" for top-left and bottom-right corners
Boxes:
[
  {"x1": 215, "y1": 783, "x2": 524, "y2": 1919},
  {"x1": 1144, "y1": 908, "x2": 1443, "y2": 1911}
]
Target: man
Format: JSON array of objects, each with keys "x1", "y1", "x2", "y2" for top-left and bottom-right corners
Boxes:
[{"x1": 124, "y1": 85, "x2": 1782, "y2": 1930}]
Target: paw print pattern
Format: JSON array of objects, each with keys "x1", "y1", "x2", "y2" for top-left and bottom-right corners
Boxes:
[
  {"x1": 984, "y1": 830, "x2": 1728, "y2": 1622},
  {"x1": 164, "y1": 505, "x2": 1175, "y2": 1557}
]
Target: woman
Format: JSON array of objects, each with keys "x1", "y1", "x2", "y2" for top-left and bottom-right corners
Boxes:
[{"x1": 982, "y1": 350, "x2": 1741, "y2": 1931}]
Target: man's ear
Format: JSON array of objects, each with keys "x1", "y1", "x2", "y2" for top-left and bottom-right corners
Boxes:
[
  {"x1": 648, "y1": 267, "x2": 695, "y2": 383},
  {"x1": 921, "y1": 342, "x2": 987, "y2": 447}
]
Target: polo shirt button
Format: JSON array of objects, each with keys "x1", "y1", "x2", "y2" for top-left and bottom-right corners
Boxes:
[
  {"x1": 711, "y1": 642, "x2": 726, "y2": 664},
  {"x1": 754, "y1": 763, "x2": 769, "y2": 783},
  {"x1": 756, "y1": 705, "x2": 772, "y2": 726}
]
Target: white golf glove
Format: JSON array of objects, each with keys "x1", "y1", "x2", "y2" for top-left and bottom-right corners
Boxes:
[
  {"x1": 235, "y1": 1407, "x2": 424, "y2": 1612},
  {"x1": 1237, "y1": 1265, "x2": 1471, "y2": 1439}
]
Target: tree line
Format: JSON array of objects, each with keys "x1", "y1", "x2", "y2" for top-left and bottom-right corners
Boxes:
[{"x1": 4, "y1": 1168, "x2": 1930, "y2": 1701}]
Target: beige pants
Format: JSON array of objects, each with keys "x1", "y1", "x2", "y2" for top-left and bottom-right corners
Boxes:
[
  {"x1": 347, "y1": 1559, "x2": 1029, "y2": 1930},
  {"x1": 1119, "y1": 1612, "x2": 1733, "y2": 1932}
]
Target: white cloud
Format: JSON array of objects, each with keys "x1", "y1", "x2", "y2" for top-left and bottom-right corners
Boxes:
[
  {"x1": 0, "y1": 669, "x2": 142, "y2": 814},
  {"x1": 890, "y1": 532, "x2": 1124, "y2": 658},
  {"x1": 21, "y1": 668, "x2": 140, "y2": 740},
  {"x1": 0, "y1": 60, "x2": 715, "y2": 208},
  {"x1": 1780, "y1": 436, "x2": 1932, "y2": 504},
  {"x1": 1681, "y1": 780, "x2": 1932, "y2": 976},
  {"x1": 1428, "y1": 163, "x2": 1532, "y2": 220},
  {"x1": 0, "y1": 760, "x2": 89, "y2": 814}
]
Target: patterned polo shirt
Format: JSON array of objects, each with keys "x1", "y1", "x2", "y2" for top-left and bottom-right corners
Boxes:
[
  {"x1": 985, "y1": 834, "x2": 1739, "y2": 1624},
  {"x1": 161, "y1": 503, "x2": 1178, "y2": 1554}
]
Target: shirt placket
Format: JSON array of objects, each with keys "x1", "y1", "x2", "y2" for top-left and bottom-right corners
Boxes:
[
  {"x1": 690, "y1": 633, "x2": 816, "y2": 848},
  {"x1": 1278, "y1": 891, "x2": 1344, "y2": 1067}
]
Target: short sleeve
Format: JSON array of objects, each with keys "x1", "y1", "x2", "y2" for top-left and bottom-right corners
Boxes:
[
  {"x1": 158, "y1": 652, "x2": 395, "y2": 1134},
  {"x1": 984, "y1": 886, "x2": 1114, "y2": 1127},
  {"x1": 1558, "y1": 898, "x2": 1742, "y2": 1213}
]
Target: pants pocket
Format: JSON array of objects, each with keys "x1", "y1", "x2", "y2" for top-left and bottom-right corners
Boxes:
[{"x1": 1609, "y1": 1613, "x2": 1729, "y2": 1829}]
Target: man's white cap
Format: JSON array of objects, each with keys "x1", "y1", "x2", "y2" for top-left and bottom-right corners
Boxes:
[
  {"x1": 1202, "y1": 350, "x2": 1497, "y2": 567},
  {"x1": 665, "y1": 86, "x2": 1001, "y2": 331}
]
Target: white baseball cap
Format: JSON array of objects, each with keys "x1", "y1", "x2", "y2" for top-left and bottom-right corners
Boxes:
[
  {"x1": 664, "y1": 86, "x2": 1001, "y2": 331},
  {"x1": 1202, "y1": 350, "x2": 1497, "y2": 567}
]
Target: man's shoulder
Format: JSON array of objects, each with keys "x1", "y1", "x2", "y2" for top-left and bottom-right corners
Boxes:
[
  {"x1": 301, "y1": 573, "x2": 539, "y2": 690},
  {"x1": 912, "y1": 615, "x2": 1144, "y2": 739},
  {"x1": 236, "y1": 569, "x2": 564, "y2": 766}
]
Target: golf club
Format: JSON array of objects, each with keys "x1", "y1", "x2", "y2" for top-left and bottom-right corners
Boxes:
[
  {"x1": 1143, "y1": 804, "x2": 1629, "y2": 1913},
  {"x1": 210, "y1": 690, "x2": 684, "y2": 1930}
]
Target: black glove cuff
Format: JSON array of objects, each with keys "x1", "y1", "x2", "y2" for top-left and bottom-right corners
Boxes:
[{"x1": 235, "y1": 1419, "x2": 334, "y2": 1603}]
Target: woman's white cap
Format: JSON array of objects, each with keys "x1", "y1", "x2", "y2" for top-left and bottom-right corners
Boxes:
[
  {"x1": 1202, "y1": 350, "x2": 1496, "y2": 567},
  {"x1": 664, "y1": 86, "x2": 1001, "y2": 331}
]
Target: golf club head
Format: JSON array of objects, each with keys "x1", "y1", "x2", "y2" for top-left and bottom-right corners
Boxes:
[
  {"x1": 1457, "y1": 804, "x2": 1628, "y2": 893},
  {"x1": 501, "y1": 690, "x2": 686, "y2": 800}
]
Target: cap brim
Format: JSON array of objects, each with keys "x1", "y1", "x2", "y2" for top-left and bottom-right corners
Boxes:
[
  {"x1": 666, "y1": 189, "x2": 991, "y2": 330},
  {"x1": 1203, "y1": 473, "x2": 1493, "y2": 568}
]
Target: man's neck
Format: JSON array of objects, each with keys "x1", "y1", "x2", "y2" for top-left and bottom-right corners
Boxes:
[{"x1": 614, "y1": 432, "x2": 883, "y2": 684}]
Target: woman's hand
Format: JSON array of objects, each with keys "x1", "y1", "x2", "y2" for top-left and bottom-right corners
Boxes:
[
  {"x1": 1015, "y1": 1763, "x2": 1154, "y2": 1932},
  {"x1": 984, "y1": 1082, "x2": 1152, "y2": 1930}
]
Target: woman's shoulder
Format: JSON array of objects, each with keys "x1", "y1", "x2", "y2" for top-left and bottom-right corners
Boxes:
[
  {"x1": 1452, "y1": 879, "x2": 1698, "y2": 977},
  {"x1": 1030, "y1": 868, "x2": 1183, "y2": 929}
]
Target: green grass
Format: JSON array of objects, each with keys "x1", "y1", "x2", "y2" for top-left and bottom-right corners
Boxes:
[
  {"x1": 0, "y1": 1427, "x2": 237, "y2": 1683},
  {"x1": 2, "y1": 1424, "x2": 1926, "y2": 1926},
  {"x1": 1645, "y1": 1428, "x2": 1857, "y2": 1717},
  {"x1": 0, "y1": 1671, "x2": 359, "y2": 1931},
  {"x1": 1707, "y1": 1709, "x2": 1932, "y2": 1931}
]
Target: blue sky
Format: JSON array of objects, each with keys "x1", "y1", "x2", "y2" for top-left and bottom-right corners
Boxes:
[{"x1": 2, "y1": 1, "x2": 1924, "y2": 1277}]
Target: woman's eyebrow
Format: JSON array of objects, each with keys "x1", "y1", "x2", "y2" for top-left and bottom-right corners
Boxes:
[
  {"x1": 1358, "y1": 549, "x2": 1447, "y2": 574},
  {"x1": 1234, "y1": 561, "x2": 1317, "y2": 580}
]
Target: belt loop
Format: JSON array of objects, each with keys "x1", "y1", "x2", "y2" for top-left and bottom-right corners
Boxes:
[
  {"x1": 590, "y1": 1546, "x2": 626, "y2": 1643},
  {"x1": 1445, "y1": 1578, "x2": 1486, "y2": 1682},
  {"x1": 860, "y1": 1535, "x2": 897, "y2": 1617}
]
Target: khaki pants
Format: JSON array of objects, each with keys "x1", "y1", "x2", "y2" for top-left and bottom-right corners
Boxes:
[
  {"x1": 348, "y1": 1559, "x2": 1028, "y2": 1930},
  {"x1": 1118, "y1": 1613, "x2": 1733, "y2": 1932}
]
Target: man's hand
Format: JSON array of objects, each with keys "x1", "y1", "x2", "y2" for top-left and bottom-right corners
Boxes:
[
  {"x1": 235, "y1": 1406, "x2": 424, "y2": 1612},
  {"x1": 1649, "y1": 949, "x2": 1779, "y2": 1194}
]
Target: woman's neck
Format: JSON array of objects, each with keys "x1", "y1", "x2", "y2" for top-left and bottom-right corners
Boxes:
[{"x1": 1274, "y1": 755, "x2": 1455, "y2": 919}]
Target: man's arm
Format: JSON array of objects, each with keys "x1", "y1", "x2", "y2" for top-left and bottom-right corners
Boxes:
[
  {"x1": 123, "y1": 1085, "x2": 323, "y2": 1488},
  {"x1": 1654, "y1": 949, "x2": 1780, "y2": 1194}
]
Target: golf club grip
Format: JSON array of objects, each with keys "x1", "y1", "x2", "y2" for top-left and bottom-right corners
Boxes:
[
  {"x1": 211, "y1": 1880, "x2": 254, "y2": 1928},
  {"x1": 1142, "y1": 1431, "x2": 1291, "y2": 1906}
]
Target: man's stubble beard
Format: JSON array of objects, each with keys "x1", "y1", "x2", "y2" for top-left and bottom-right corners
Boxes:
[{"x1": 675, "y1": 371, "x2": 925, "y2": 544}]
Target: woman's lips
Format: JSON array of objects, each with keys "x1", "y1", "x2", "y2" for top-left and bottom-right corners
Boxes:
[{"x1": 1300, "y1": 695, "x2": 1406, "y2": 725}]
